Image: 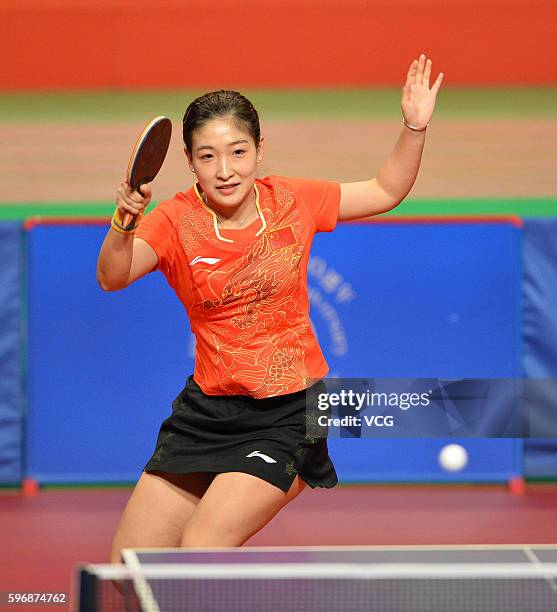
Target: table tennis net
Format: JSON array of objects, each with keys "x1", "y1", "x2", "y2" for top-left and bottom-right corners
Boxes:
[{"x1": 77, "y1": 563, "x2": 557, "y2": 612}]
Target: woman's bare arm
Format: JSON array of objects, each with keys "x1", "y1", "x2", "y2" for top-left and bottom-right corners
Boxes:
[
  {"x1": 339, "y1": 54, "x2": 443, "y2": 221},
  {"x1": 97, "y1": 182, "x2": 158, "y2": 291}
]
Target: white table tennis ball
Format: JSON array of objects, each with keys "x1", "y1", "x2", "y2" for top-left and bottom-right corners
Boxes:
[{"x1": 438, "y1": 444, "x2": 468, "y2": 472}]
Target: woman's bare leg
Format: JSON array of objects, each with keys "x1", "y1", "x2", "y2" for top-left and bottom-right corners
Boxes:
[
  {"x1": 110, "y1": 471, "x2": 214, "y2": 563},
  {"x1": 181, "y1": 473, "x2": 306, "y2": 547}
]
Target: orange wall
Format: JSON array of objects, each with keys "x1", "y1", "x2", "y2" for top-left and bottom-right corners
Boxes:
[{"x1": 2, "y1": 0, "x2": 556, "y2": 89}]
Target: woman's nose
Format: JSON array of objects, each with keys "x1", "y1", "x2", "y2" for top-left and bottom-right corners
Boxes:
[{"x1": 217, "y1": 158, "x2": 233, "y2": 180}]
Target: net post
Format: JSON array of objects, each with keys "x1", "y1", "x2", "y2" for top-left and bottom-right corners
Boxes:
[{"x1": 75, "y1": 566, "x2": 98, "y2": 612}]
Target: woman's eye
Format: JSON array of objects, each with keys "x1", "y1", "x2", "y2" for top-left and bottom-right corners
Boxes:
[
  {"x1": 201, "y1": 154, "x2": 213, "y2": 160},
  {"x1": 234, "y1": 149, "x2": 246, "y2": 156}
]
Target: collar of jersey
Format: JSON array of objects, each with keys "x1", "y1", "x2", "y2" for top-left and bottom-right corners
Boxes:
[{"x1": 194, "y1": 182, "x2": 267, "y2": 244}]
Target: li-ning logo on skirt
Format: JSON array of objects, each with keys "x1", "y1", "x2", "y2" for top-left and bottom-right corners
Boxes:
[{"x1": 246, "y1": 450, "x2": 277, "y2": 463}]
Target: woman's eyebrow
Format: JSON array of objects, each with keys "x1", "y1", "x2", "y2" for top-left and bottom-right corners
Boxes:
[{"x1": 196, "y1": 139, "x2": 249, "y2": 152}]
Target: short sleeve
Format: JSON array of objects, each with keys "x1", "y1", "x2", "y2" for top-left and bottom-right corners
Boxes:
[
  {"x1": 286, "y1": 176, "x2": 341, "y2": 233},
  {"x1": 135, "y1": 201, "x2": 177, "y2": 274}
]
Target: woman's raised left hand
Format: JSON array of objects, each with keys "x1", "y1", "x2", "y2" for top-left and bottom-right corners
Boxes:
[{"x1": 401, "y1": 54, "x2": 444, "y2": 130}]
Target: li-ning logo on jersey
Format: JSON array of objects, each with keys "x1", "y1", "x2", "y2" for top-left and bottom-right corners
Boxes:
[
  {"x1": 190, "y1": 256, "x2": 222, "y2": 266},
  {"x1": 246, "y1": 450, "x2": 277, "y2": 463}
]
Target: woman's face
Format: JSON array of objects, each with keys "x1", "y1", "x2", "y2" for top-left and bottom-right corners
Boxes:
[{"x1": 187, "y1": 116, "x2": 263, "y2": 210}]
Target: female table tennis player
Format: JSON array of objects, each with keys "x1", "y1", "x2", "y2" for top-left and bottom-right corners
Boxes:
[{"x1": 98, "y1": 55, "x2": 442, "y2": 561}]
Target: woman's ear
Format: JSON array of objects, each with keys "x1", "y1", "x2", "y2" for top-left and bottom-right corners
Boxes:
[
  {"x1": 256, "y1": 138, "x2": 265, "y2": 162},
  {"x1": 184, "y1": 147, "x2": 195, "y2": 172}
]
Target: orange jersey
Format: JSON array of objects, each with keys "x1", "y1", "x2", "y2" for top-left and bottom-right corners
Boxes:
[{"x1": 135, "y1": 175, "x2": 340, "y2": 398}]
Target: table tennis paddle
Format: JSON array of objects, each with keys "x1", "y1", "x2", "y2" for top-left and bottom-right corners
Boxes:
[{"x1": 122, "y1": 116, "x2": 172, "y2": 228}]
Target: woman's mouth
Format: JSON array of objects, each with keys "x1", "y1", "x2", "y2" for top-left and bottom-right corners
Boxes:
[{"x1": 216, "y1": 184, "x2": 240, "y2": 195}]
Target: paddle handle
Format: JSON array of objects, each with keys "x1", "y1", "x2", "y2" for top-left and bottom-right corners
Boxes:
[
  {"x1": 122, "y1": 211, "x2": 136, "y2": 228},
  {"x1": 121, "y1": 182, "x2": 143, "y2": 229}
]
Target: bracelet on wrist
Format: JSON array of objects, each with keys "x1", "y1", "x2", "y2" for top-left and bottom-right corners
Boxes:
[
  {"x1": 402, "y1": 118, "x2": 429, "y2": 132},
  {"x1": 111, "y1": 208, "x2": 142, "y2": 235}
]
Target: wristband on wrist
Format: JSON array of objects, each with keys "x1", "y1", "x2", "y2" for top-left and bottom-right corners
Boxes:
[
  {"x1": 111, "y1": 207, "x2": 142, "y2": 235},
  {"x1": 402, "y1": 117, "x2": 429, "y2": 132}
]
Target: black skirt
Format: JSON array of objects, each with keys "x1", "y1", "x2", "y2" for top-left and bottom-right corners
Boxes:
[{"x1": 144, "y1": 376, "x2": 338, "y2": 492}]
